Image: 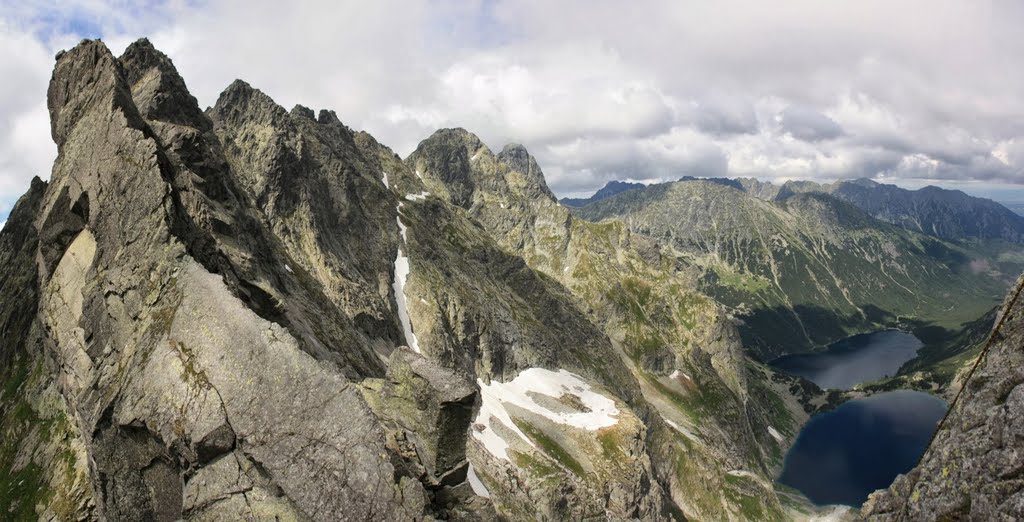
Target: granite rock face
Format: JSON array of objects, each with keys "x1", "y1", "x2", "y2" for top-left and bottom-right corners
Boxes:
[
  {"x1": 30, "y1": 38, "x2": 420, "y2": 521},
  {"x1": 862, "y1": 274, "x2": 1024, "y2": 521},
  {"x1": 1, "y1": 38, "x2": 815, "y2": 521}
]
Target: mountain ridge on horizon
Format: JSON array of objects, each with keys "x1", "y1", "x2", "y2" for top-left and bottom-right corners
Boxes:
[{"x1": 564, "y1": 175, "x2": 1024, "y2": 244}]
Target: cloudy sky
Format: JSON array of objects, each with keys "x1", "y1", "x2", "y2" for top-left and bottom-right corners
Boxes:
[{"x1": 1, "y1": 0, "x2": 1024, "y2": 218}]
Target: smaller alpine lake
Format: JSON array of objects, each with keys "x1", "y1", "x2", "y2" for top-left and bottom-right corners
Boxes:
[
  {"x1": 769, "y1": 329, "x2": 923, "y2": 390},
  {"x1": 777, "y1": 390, "x2": 947, "y2": 507}
]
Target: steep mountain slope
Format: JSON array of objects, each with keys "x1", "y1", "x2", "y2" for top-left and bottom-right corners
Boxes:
[
  {"x1": 862, "y1": 274, "x2": 1024, "y2": 520},
  {"x1": 10, "y1": 37, "x2": 442, "y2": 521},
  {"x1": 572, "y1": 180, "x2": 1016, "y2": 359},
  {"x1": 780, "y1": 178, "x2": 1024, "y2": 244},
  {"x1": 406, "y1": 129, "x2": 820, "y2": 519},
  {"x1": 0, "y1": 39, "x2": 817, "y2": 521}
]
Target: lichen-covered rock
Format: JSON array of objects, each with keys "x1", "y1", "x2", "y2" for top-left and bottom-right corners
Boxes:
[
  {"x1": 7, "y1": 38, "x2": 431, "y2": 521},
  {"x1": 363, "y1": 348, "x2": 477, "y2": 481},
  {"x1": 0, "y1": 176, "x2": 94, "y2": 521}
]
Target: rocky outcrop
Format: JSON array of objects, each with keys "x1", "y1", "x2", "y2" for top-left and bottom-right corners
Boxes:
[
  {"x1": 362, "y1": 348, "x2": 477, "y2": 483},
  {"x1": 862, "y1": 274, "x2": 1024, "y2": 520},
  {"x1": 29, "y1": 38, "x2": 430, "y2": 521}
]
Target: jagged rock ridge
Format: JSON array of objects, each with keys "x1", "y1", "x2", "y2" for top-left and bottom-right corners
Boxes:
[{"x1": 0, "y1": 38, "x2": 818, "y2": 521}]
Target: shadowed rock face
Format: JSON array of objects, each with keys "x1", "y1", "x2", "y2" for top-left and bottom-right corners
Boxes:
[{"x1": 862, "y1": 275, "x2": 1024, "y2": 520}]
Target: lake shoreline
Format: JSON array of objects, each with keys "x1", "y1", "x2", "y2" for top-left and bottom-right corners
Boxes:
[
  {"x1": 769, "y1": 330, "x2": 924, "y2": 390},
  {"x1": 769, "y1": 329, "x2": 950, "y2": 509},
  {"x1": 778, "y1": 390, "x2": 948, "y2": 507}
]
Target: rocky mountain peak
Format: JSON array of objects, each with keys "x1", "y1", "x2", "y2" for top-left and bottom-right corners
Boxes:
[
  {"x1": 560, "y1": 180, "x2": 646, "y2": 207},
  {"x1": 47, "y1": 39, "x2": 144, "y2": 148},
  {"x1": 497, "y1": 142, "x2": 556, "y2": 202},
  {"x1": 845, "y1": 177, "x2": 879, "y2": 187},
  {"x1": 317, "y1": 108, "x2": 342, "y2": 126},
  {"x1": 405, "y1": 127, "x2": 487, "y2": 208},
  {"x1": 290, "y1": 104, "x2": 315, "y2": 120},
  {"x1": 406, "y1": 128, "x2": 557, "y2": 211},
  {"x1": 117, "y1": 38, "x2": 209, "y2": 130},
  {"x1": 497, "y1": 142, "x2": 530, "y2": 170},
  {"x1": 210, "y1": 79, "x2": 288, "y2": 129}
]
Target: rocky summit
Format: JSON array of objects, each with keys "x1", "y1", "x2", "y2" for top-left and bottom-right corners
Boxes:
[{"x1": 0, "y1": 37, "x2": 1022, "y2": 522}]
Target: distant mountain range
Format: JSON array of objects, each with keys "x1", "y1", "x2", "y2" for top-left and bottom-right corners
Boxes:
[
  {"x1": 565, "y1": 177, "x2": 1024, "y2": 244},
  {"x1": 560, "y1": 180, "x2": 646, "y2": 206},
  {"x1": 570, "y1": 178, "x2": 1023, "y2": 359}
]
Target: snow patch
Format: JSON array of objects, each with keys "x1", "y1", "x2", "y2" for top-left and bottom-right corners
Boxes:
[
  {"x1": 397, "y1": 203, "x2": 408, "y2": 242},
  {"x1": 284, "y1": 264, "x2": 293, "y2": 274},
  {"x1": 415, "y1": 168, "x2": 424, "y2": 180},
  {"x1": 467, "y1": 463, "x2": 491, "y2": 498},
  {"x1": 473, "y1": 368, "x2": 620, "y2": 461},
  {"x1": 807, "y1": 506, "x2": 853, "y2": 521},
  {"x1": 767, "y1": 425, "x2": 784, "y2": 443},
  {"x1": 405, "y1": 191, "x2": 430, "y2": 201},
  {"x1": 382, "y1": 171, "x2": 389, "y2": 188},
  {"x1": 393, "y1": 202, "x2": 419, "y2": 353},
  {"x1": 661, "y1": 414, "x2": 699, "y2": 441},
  {"x1": 669, "y1": 369, "x2": 691, "y2": 381},
  {"x1": 727, "y1": 469, "x2": 757, "y2": 479}
]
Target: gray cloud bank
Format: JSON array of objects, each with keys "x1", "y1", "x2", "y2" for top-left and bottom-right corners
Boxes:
[{"x1": 1, "y1": 0, "x2": 1023, "y2": 203}]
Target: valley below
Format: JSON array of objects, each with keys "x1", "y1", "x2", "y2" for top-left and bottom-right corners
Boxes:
[
  {"x1": 568, "y1": 175, "x2": 1024, "y2": 517},
  {"x1": 767, "y1": 330, "x2": 949, "y2": 512},
  {"x1": 770, "y1": 330, "x2": 923, "y2": 390}
]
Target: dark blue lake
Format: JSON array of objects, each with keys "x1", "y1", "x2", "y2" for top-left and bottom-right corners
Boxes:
[
  {"x1": 778, "y1": 390, "x2": 947, "y2": 507},
  {"x1": 770, "y1": 330, "x2": 923, "y2": 390}
]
